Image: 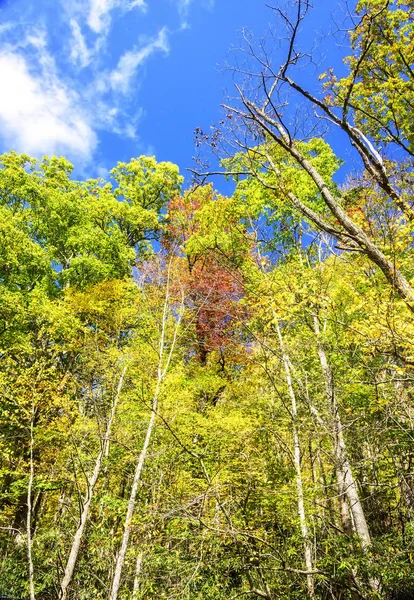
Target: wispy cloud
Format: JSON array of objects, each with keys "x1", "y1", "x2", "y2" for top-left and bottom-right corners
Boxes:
[
  {"x1": 88, "y1": 0, "x2": 114, "y2": 34},
  {"x1": 0, "y1": 0, "x2": 213, "y2": 164},
  {"x1": 109, "y1": 27, "x2": 169, "y2": 93},
  {"x1": 87, "y1": 0, "x2": 147, "y2": 34},
  {"x1": 0, "y1": 22, "x2": 15, "y2": 36},
  {"x1": 0, "y1": 21, "x2": 167, "y2": 160},
  {"x1": 174, "y1": 0, "x2": 214, "y2": 21},
  {"x1": 0, "y1": 50, "x2": 96, "y2": 158},
  {"x1": 69, "y1": 19, "x2": 91, "y2": 67}
]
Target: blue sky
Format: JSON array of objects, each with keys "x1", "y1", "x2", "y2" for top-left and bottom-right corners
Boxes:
[{"x1": 0, "y1": 0, "x2": 348, "y2": 185}]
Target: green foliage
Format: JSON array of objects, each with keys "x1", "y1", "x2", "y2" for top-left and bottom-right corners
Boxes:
[
  {"x1": 330, "y1": 0, "x2": 414, "y2": 152},
  {"x1": 222, "y1": 139, "x2": 342, "y2": 255},
  {"x1": 1, "y1": 2, "x2": 414, "y2": 592}
]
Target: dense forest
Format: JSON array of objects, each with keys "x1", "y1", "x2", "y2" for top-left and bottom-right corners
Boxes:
[{"x1": 1, "y1": 0, "x2": 414, "y2": 598}]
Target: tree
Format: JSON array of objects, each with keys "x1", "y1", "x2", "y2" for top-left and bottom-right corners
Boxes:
[
  {"x1": 109, "y1": 257, "x2": 184, "y2": 600},
  {"x1": 165, "y1": 185, "x2": 250, "y2": 367},
  {"x1": 2, "y1": 7, "x2": 414, "y2": 593},
  {"x1": 194, "y1": 0, "x2": 414, "y2": 312},
  {"x1": 330, "y1": 0, "x2": 414, "y2": 156},
  {"x1": 0, "y1": 151, "x2": 182, "y2": 598}
]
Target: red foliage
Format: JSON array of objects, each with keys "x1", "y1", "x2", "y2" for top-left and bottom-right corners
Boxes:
[
  {"x1": 163, "y1": 192, "x2": 203, "y2": 252},
  {"x1": 189, "y1": 254, "x2": 245, "y2": 364},
  {"x1": 164, "y1": 186, "x2": 247, "y2": 365}
]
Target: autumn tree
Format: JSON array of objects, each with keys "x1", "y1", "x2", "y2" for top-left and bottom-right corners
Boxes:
[{"x1": 165, "y1": 185, "x2": 250, "y2": 368}]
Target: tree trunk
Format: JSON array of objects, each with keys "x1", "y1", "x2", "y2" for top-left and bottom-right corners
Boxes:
[
  {"x1": 109, "y1": 260, "x2": 183, "y2": 600},
  {"x1": 109, "y1": 395, "x2": 158, "y2": 600},
  {"x1": 312, "y1": 314, "x2": 372, "y2": 547},
  {"x1": 60, "y1": 366, "x2": 127, "y2": 600},
  {"x1": 132, "y1": 551, "x2": 143, "y2": 599},
  {"x1": 312, "y1": 314, "x2": 381, "y2": 595},
  {"x1": 27, "y1": 401, "x2": 36, "y2": 600},
  {"x1": 275, "y1": 322, "x2": 315, "y2": 598}
]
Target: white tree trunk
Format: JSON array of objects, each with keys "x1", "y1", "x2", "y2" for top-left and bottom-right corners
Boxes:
[
  {"x1": 27, "y1": 401, "x2": 36, "y2": 600},
  {"x1": 276, "y1": 323, "x2": 315, "y2": 598},
  {"x1": 312, "y1": 314, "x2": 381, "y2": 594},
  {"x1": 312, "y1": 314, "x2": 372, "y2": 547},
  {"x1": 109, "y1": 396, "x2": 157, "y2": 600},
  {"x1": 132, "y1": 551, "x2": 143, "y2": 599},
  {"x1": 60, "y1": 366, "x2": 127, "y2": 600},
  {"x1": 109, "y1": 260, "x2": 183, "y2": 600}
]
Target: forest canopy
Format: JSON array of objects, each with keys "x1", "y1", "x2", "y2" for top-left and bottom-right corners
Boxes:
[{"x1": 0, "y1": 1, "x2": 413, "y2": 599}]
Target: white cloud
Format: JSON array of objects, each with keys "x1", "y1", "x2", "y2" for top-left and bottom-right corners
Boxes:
[
  {"x1": 174, "y1": 0, "x2": 214, "y2": 19},
  {"x1": 109, "y1": 27, "x2": 169, "y2": 93},
  {"x1": 96, "y1": 165, "x2": 110, "y2": 179},
  {"x1": 0, "y1": 0, "x2": 213, "y2": 163},
  {"x1": 88, "y1": 0, "x2": 112, "y2": 33},
  {"x1": 26, "y1": 29, "x2": 48, "y2": 50},
  {"x1": 70, "y1": 19, "x2": 91, "y2": 67},
  {"x1": 0, "y1": 52, "x2": 96, "y2": 158},
  {"x1": 0, "y1": 22, "x2": 16, "y2": 36},
  {"x1": 87, "y1": 0, "x2": 146, "y2": 34}
]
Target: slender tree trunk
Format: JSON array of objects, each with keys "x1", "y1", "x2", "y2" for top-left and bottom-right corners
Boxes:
[
  {"x1": 312, "y1": 314, "x2": 381, "y2": 595},
  {"x1": 132, "y1": 551, "x2": 143, "y2": 598},
  {"x1": 27, "y1": 401, "x2": 36, "y2": 600},
  {"x1": 109, "y1": 260, "x2": 183, "y2": 600},
  {"x1": 109, "y1": 394, "x2": 158, "y2": 600},
  {"x1": 337, "y1": 472, "x2": 353, "y2": 536},
  {"x1": 60, "y1": 366, "x2": 127, "y2": 600},
  {"x1": 312, "y1": 314, "x2": 372, "y2": 547},
  {"x1": 275, "y1": 322, "x2": 315, "y2": 598}
]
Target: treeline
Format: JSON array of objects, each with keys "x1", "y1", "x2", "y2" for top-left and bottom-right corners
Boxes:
[{"x1": 1, "y1": 1, "x2": 414, "y2": 598}]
